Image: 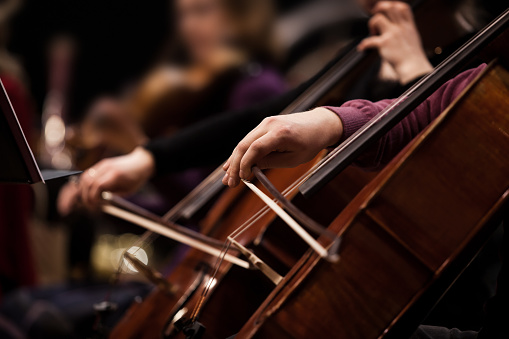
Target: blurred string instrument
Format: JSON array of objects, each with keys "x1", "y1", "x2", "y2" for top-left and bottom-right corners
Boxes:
[
  {"x1": 66, "y1": 48, "x2": 247, "y2": 171},
  {"x1": 88, "y1": 1, "x2": 489, "y2": 338}
]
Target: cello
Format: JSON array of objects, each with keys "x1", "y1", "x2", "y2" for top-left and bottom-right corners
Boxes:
[
  {"x1": 217, "y1": 9, "x2": 509, "y2": 339},
  {"x1": 105, "y1": 1, "x2": 480, "y2": 337}
]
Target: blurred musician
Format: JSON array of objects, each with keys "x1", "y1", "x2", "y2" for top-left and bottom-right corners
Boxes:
[
  {"x1": 59, "y1": 0, "x2": 287, "y2": 215},
  {"x1": 73, "y1": 0, "x2": 285, "y2": 155}
]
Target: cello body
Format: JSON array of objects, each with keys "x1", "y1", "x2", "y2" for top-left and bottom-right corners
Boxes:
[
  {"x1": 108, "y1": 1, "x2": 483, "y2": 336},
  {"x1": 110, "y1": 158, "x2": 376, "y2": 339},
  {"x1": 236, "y1": 62, "x2": 509, "y2": 339}
]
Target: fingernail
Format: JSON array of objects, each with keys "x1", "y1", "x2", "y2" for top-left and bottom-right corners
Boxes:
[
  {"x1": 239, "y1": 170, "x2": 245, "y2": 179},
  {"x1": 228, "y1": 178, "x2": 234, "y2": 187},
  {"x1": 223, "y1": 163, "x2": 228, "y2": 170}
]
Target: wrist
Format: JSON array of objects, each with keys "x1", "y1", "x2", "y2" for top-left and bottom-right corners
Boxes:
[
  {"x1": 394, "y1": 56, "x2": 433, "y2": 85},
  {"x1": 133, "y1": 146, "x2": 156, "y2": 178},
  {"x1": 313, "y1": 107, "x2": 344, "y2": 147}
]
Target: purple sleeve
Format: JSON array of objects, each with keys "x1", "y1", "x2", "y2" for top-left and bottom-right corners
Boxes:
[
  {"x1": 326, "y1": 64, "x2": 486, "y2": 169},
  {"x1": 228, "y1": 68, "x2": 287, "y2": 110}
]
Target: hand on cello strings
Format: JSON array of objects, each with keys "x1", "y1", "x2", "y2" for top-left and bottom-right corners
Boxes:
[{"x1": 222, "y1": 108, "x2": 343, "y2": 188}]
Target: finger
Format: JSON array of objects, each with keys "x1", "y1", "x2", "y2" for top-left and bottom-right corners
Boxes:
[
  {"x1": 368, "y1": 13, "x2": 392, "y2": 36},
  {"x1": 78, "y1": 171, "x2": 93, "y2": 207},
  {"x1": 226, "y1": 145, "x2": 245, "y2": 187},
  {"x1": 93, "y1": 170, "x2": 140, "y2": 202},
  {"x1": 222, "y1": 158, "x2": 230, "y2": 171},
  {"x1": 392, "y1": 1, "x2": 413, "y2": 22},
  {"x1": 371, "y1": 2, "x2": 395, "y2": 21},
  {"x1": 373, "y1": 1, "x2": 413, "y2": 23},
  {"x1": 222, "y1": 158, "x2": 231, "y2": 185},
  {"x1": 222, "y1": 160, "x2": 231, "y2": 186},
  {"x1": 88, "y1": 177, "x2": 109, "y2": 209},
  {"x1": 82, "y1": 175, "x2": 100, "y2": 210},
  {"x1": 238, "y1": 132, "x2": 290, "y2": 183},
  {"x1": 80, "y1": 163, "x2": 107, "y2": 209},
  {"x1": 222, "y1": 172, "x2": 229, "y2": 186},
  {"x1": 226, "y1": 120, "x2": 273, "y2": 186},
  {"x1": 86, "y1": 169, "x2": 125, "y2": 210},
  {"x1": 358, "y1": 36, "x2": 383, "y2": 51}
]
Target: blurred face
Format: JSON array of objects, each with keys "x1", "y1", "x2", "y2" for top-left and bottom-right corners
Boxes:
[{"x1": 176, "y1": 0, "x2": 230, "y2": 62}]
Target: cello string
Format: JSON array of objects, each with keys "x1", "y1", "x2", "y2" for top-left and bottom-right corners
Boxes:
[
  {"x1": 252, "y1": 166, "x2": 337, "y2": 240},
  {"x1": 190, "y1": 172, "x2": 323, "y2": 320},
  {"x1": 190, "y1": 239, "x2": 233, "y2": 321},
  {"x1": 187, "y1": 170, "x2": 314, "y2": 320},
  {"x1": 228, "y1": 159, "x2": 321, "y2": 241},
  {"x1": 186, "y1": 163, "x2": 331, "y2": 319},
  {"x1": 161, "y1": 165, "x2": 227, "y2": 221},
  {"x1": 189, "y1": 170, "x2": 319, "y2": 321},
  {"x1": 242, "y1": 180, "x2": 329, "y2": 258}
]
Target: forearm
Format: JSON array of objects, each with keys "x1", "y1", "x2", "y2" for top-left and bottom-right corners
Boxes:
[{"x1": 144, "y1": 105, "x2": 268, "y2": 174}]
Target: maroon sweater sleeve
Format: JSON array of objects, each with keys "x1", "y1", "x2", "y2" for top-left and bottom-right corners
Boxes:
[{"x1": 326, "y1": 64, "x2": 486, "y2": 170}]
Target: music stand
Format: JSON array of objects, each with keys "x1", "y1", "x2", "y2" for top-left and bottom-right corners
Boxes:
[{"x1": 0, "y1": 79, "x2": 80, "y2": 184}]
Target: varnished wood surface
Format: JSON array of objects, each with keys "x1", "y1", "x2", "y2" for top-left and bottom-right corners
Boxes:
[
  {"x1": 109, "y1": 159, "x2": 375, "y2": 338},
  {"x1": 236, "y1": 63, "x2": 509, "y2": 339}
]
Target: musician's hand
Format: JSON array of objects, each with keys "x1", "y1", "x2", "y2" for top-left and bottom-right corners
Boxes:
[
  {"x1": 78, "y1": 147, "x2": 155, "y2": 209},
  {"x1": 358, "y1": 1, "x2": 433, "y2": 84},
  {"x1": 222, "y1": 108, "x2": 343, "y2": 188}
]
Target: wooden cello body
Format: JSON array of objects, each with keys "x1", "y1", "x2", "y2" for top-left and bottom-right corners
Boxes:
[
  {"x1": 108, "y1": 1, "x2": 481, "y2": 337},
  {"x1": 110, "y1": 156, "x2": 376, "y2": 339},
  {"x1": 236, "y1": 61, "x2": 509, "y2": 338}
]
